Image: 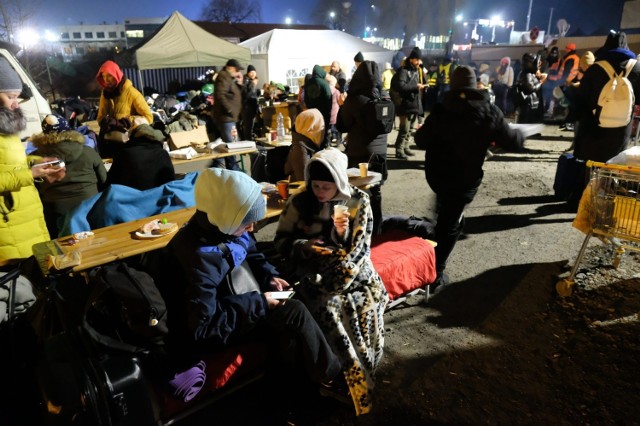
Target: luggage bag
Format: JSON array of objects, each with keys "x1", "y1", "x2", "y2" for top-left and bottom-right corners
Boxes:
[{"x1": 553, "y1": 152, "x2": 585, "y2": 202}]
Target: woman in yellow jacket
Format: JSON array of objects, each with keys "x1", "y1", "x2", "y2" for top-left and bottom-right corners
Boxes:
[
  {"x1": 0, "y1": 58, "x2": 63, "y2": 265},
  {"x1": 96, "y1": 60, "x2": 153, "y2": 126}
]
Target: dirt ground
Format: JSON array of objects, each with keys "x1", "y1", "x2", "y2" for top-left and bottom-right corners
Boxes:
[{"x1": 251, "y1": 124, "x2": 640, "y2": 425}]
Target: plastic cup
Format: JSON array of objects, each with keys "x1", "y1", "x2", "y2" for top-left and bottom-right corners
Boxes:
[
  {"x1": 277, "y1": 180, "x2": 289, "y2": 199},
  {"x1": 359, "y1": 163, "x2": 369, "y2": 177},
  {"x1": 333, "y1": 204, "x2": 349, "y2": 219}
]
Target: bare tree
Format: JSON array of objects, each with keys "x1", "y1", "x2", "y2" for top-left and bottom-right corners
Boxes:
[
  {"x1": 0, "y1": 0, "x2": 38, "y2": 43},
  {"x1": 200, "y1": 0, "x2": 262, "y2": 23}
]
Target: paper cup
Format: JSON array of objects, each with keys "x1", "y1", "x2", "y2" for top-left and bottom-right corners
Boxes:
[
  {"x1": 265, "y1": 132, "x2": 272, "y2": 142},
  {"x1": 359, "y1": 163, "x2": 369, "y2": 177},
  {"x1": 333, "y1": 204, "x2": 349, "y2": 219},
  {"x1": 277, "y1": 180, "x2": 289, "y2": 199}
]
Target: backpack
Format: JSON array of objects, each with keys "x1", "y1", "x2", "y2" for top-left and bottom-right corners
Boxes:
[
  {"x1": 83, "y1": 262, "x2": 168, "y2": 353},
  {"x1": 364, "y1": 97, "x2": 395, "y2": 137},
  {"x1": 595, "y1": 59, "x2": 637, "y2": 128}
]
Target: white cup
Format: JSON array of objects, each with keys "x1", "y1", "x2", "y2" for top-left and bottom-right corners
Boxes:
[
  {"x1": 333, "y1": 204, "x2": 349, "y2": 219},
  {"x1": 359, "y1": 162, "x2": 368, "y2": 177}
]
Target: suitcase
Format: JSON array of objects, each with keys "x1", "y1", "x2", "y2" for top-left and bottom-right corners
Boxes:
[
  {"x1": 553, "y1": 152, "x2": 585, "y2": 202},
  {"x1": 38, "y1": 330, "x2": 158, "y2": 425}
]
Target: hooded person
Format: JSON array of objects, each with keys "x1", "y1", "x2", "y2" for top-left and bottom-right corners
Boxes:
[
  {"x1": 304, "y1": 65, "x2": 333, "y2": 140},
  {"x1": 275, "y1": 148, "x2": 388, "y2": 416},
  {"x1": 0, "y1": 57, "x2": 58, "y2": 263},
  {"x1": 284, "y1": 108, "x2": 325, "y2": 181},
  {"x1": 416, "y1": 65, "x2": 524, "y2": 289},
  {"x1": 337, "y1": 60, "x2": 388, "y2": 234},
  {"x1": 354, "y1": 51, "x2": 365, "y2": 68},
  {"x1": 515, "y1": 52, "x2": 545, "y2": 124},
  {"x1": 96, "y1": 60, "x2": 153, "y2": 130},
  {"x1": 166, "y1": 167, "x2": 341, "y2": 394},
  {"x1": 106, "y1": 123, "x2": 175, "y2": 191},
  {"x1": 493, "y1": 56, "x2": 514, "y2": 114},
  {"x1": 30, "y1": 114, "x2": 108, "y2": 237}
]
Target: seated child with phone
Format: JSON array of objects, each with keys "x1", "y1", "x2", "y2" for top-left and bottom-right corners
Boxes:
[{"x1": 274, "y1": 148, "x2": 388, "y2": 415}]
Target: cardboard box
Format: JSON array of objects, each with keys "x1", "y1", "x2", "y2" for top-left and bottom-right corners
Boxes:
[{"x1": 168, "y1": 126, "x2": 209, "y2": 151}]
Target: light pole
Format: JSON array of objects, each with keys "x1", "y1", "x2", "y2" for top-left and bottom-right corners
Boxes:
[
  {"x1": 526, "y1": 0, "x2": 533, "y2": 30},
  {"x1": 547, "y1": 8, "x2": 554, "y2": 36},
  {"x1": 329, "y1": 11, "x2": 336, "y2": 29}
]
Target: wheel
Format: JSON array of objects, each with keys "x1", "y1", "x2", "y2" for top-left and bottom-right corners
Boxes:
[{"x1": 556, "y1": 278, "x2": 574, "y2": 297}]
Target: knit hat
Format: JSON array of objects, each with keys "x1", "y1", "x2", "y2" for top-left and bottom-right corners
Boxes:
[
  {"x1": 41, "y1": 114, "x2": 69, "y2": 134},
  {"x1": 384, "y1": 62, "x2": 392, "y2": 70},
  {"x1": 295, "y1": 108, "x2": 325, "y2": 147},
  {"x1": 354, "y1": 51, "x2": 364, "y2": 63},
  {"x1": 408, "y1": 47, "x2": 422, "y2": 60},
  {"x1": 566, "y1": 43, "x2": 576, "y2": 52},
  {"x1": 194, "y1": 168, "x2": 265, "y2": 234},
  {"x1": 247, "y1": 64, "x2": 256, "y2": 73},
  {"x1": 0, "y1": 58, "x2": 22, "y2": 93},
  {"x1": 579, "y1": 51, "x2": 595, "y2": 71},
  {"x1": 308, "y1": 161, "x2": 335, "y2": 183},
  {"x1": 450, "y1": 65, "x2": 476, "y2": 90}
]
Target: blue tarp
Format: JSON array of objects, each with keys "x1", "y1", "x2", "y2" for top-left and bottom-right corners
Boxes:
[{"x1": 60, "y1": 172, "x2": 199, "y2": 236}]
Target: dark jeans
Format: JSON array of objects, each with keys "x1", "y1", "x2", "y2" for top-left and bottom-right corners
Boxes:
[
  {"x1": 349, "y1": 153, "x2": 387, "y2": 235},
  {"x1": 264, "y1": 299, "x2": 341, "y2": 383},
  {"x1": 213, "y1": 120, "x2": 241, "y2": 171},
  {"x1": 432, "y1": 185, "x2": 479, "y2": 274}
]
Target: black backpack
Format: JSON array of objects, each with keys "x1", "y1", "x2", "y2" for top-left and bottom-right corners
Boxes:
[
  {"x1": 83, "y1": 262, "x2": 168, "y2": 353},
  {"x1": 364, "y1": 97, "x2": 395, "y2": 137}
]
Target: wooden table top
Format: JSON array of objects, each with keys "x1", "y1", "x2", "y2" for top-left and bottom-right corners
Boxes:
[{"x1": 170, "y1": 148, "x2": 257, "y2": 174}]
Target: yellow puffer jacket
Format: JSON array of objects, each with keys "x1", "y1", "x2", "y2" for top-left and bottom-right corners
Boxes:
[
  {"x1": 0, "y1": 133, "x2": 50, "y2": 263},
  {"x1": 97, "y1": 79, "x2": 153, "y2": 125}
]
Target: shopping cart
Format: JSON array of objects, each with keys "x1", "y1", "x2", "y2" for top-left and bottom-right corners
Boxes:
[{"x1": 557, "y1": 160, "x2": 640, "y2": 296}]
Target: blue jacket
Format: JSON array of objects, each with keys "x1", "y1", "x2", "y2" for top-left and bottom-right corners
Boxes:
[{"x1": 169, "y1": 211, "x2": 278, "y2": 345}]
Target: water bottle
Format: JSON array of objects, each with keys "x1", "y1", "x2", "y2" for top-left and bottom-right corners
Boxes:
[
  {"x1": 276, "y1": 113, "x2": 285, "y2": 142},
  {"x1": 231, "y1": 126, "x2": 238, "y2": 142}
]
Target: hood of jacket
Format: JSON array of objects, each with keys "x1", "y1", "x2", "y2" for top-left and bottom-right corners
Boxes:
[
  {"x1": 442, "y1": 88, "x2": 492, "y2": 118},
  {"x1": 30, "y1": 130, "x2": 86, "y2": 161},
  {"x1": 304, "y1": 148, "x2": 350, "y2": 201},
  {"x1": 348, "y1": 60, "x2": 380, "y2": 98},
  {"x1": 194, "y1": 168, "x2": 264, "y2": 235},
  {"x1": 129, "y1": 123, "x2": 165, "y2": 144},
  {"x1": 312, "y1": 64, "x2": 327, "y2": 79},
  {"x1": 521, "y1": 53, "x2": 539, "y2": 73},
  {"x1": 96, "y1": 60, "x2": 124, "y2": 89},
  {"x1": 294, "y1": 108, "x2": 324, "y2": 146}
]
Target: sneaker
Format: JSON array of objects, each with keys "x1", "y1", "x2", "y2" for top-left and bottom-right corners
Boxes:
[
  {"x1": 564, "y1": 123, "x2": 575, "y2": 131},
  {"x1": 396, "y1": 151, "x2": 408, "y2": 160},
  {"x1": 425, "y1": 272, "x2": 449, "y2": 300},
  {"x1": 319, "y1": 378, "x2": 352, "y2": 405},
  {"x1": 404, "y1": 148, "x2": 416, "y2": 157}
]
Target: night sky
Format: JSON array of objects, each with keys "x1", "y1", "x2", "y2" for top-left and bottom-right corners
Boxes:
[{"x1": 35, "y1": 0, "x2": 626, "y2": 37}]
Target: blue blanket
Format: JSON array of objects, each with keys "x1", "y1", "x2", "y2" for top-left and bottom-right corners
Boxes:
[{"x1": 60, "y1": 172, "x2": 199, "y2": 236}]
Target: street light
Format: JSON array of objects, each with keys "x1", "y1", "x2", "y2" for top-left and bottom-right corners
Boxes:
[{"x1": 285, "y1": 17, "x2": 292, "y2": 25}]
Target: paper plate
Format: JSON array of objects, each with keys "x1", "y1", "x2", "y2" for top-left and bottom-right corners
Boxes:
[{"x1": 134, "y1": 227, "x2": 177, "y2": 240}]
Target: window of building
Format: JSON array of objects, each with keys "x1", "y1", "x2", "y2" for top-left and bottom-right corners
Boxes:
[
  {"x1": 120, "y1": 31, "x2": 125, "y2": 38},
  {"x1": 76, "y1": 47, "x2": 85, "y2": 55},
  {"x1": 286, "y1": 68, "x2": 309, "y2": 94},
  {"x1": 109, "y1": 31, "x2": 117, "y2": 38},
  {"x1": 96, "y1": 32, "x2": 105, "y2": 38},
  {"x1": 72, "y1": 32, "x2": 81, "y2": 39},
  {"x1": 61, "y1": 32, "x2": 69, "y2": 39},
  {"x1": 84, "y1": 32, "x2": 93, "y2": 39},
  {"x1": 125, "y1": 30, "x2": 144, "y2": 38},
  {"x1": 63, "y1": 47, "x2": 72, "y2": 54},
  {"x1": 99, "y1": 47, "x2": 108, "y2": 52}
]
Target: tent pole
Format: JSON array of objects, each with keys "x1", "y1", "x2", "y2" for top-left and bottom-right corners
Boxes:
[{"x1": 138, "y1": 69, "x2": 145, "y2": 93}]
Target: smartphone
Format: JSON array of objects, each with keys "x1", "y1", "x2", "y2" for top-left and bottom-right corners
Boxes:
[
  {"x1": 271, "y1": 290, "x2": 295, "y2": 300},
  {"x1": 32, "y1": 160, "x2": 65, "y2": 168}
]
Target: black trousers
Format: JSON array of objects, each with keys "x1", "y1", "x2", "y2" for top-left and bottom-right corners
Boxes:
[{"x1": 432, "y1": 185, "x2": 479, "y2": 274}]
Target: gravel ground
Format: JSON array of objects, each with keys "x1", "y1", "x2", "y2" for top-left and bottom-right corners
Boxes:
[{"x1": 251, "y1": 124, "x2": 640, "y2": 426}]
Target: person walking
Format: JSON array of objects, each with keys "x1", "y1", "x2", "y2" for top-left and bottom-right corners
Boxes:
[
  {"x1": 415, "y1": 65, "x2": 524, "y2": 289},
  {"x1": 213, "y1": 59, "x2": 245, "y2": 170},
  {"x1": 304, "y1": 65, "x2": 333, "y2": 146},
  {"x1": 392, "y1": 47, "x2": 426, "y2": 159}
]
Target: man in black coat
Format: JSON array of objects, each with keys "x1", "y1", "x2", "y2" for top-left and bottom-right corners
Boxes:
[
  {"x1": 415, "y1": 66, "x2": 524, "y2": 288},
  {"x1": 392, "y1": 47, "x2": 426, "y2": 159}
]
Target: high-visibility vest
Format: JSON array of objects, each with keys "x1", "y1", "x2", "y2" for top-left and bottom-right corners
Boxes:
[
  {"x1": 547, "y1": 61, "x2": 561, "y2": 81},
  {"x1": 558, "y1": 53, "x2": 580, "y2": 83},
  {"x1": 439, "y1": 63, "x2": 453, "y2": 84},
  {"x1": 427, "y1": 71, "x2": 439, "y2": 87}
]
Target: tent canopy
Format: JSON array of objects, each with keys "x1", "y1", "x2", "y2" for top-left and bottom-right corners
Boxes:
[
  {"x1": 133, "y1": 11, "x2": 251, "y2": 70},
  {"x1": 240, "y1": 29, "x2": 394, "y2": 92}
]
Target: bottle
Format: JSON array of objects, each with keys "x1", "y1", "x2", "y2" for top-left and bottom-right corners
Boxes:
[
  {"x1": 231, "y1": 126, "x2": 238, "y2": 143},
  {"x1": 276, "y1": 113, "x2": 285, "y2": 142}
]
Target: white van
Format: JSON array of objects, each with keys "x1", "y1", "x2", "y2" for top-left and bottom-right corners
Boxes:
[{"x1": 0, "y1": 44, "x2": 52, "y2": 140}]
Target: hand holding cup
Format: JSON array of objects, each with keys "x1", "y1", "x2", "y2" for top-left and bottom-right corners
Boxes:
[{"x1": 332, "y1": 204, "x2": 349, "y2": 238}]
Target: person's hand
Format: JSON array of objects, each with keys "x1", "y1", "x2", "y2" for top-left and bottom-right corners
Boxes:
[
  {"x1": 302, "y1": 237, "x2": 324, "y2": 256},
  {"x1": 269, "y1": 277, "x2": 290, "y2": 291},
  {"x1": 43, "y1": 167, "x2": 66, "y2": 183},
  {"x1": 332, "y1": 213, "x2": 349, "y2": 239},
  {"x1": 264, "y1": 292, "x2": 285, "y2": 310},
  {"x1": 31, "y1": 157, "x2": 66, "y2": 180}
]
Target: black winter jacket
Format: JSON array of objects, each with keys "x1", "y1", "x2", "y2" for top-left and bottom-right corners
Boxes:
[
  {"x1": 416, "y1": 89, "x2": 524, "y2": 192},
  {"x1": 574, "y1": 48, "x2": 640, "y2": 162},
  {"x1": 392, "y1": 63, "x2": 422, "y2": 115},
  {"x1": 338, "y1": 60, "x2": 388, "y2": 158}
]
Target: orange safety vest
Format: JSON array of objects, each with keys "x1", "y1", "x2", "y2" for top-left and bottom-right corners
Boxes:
[
  {"x1": 561, "y1": 53, "x2": 580, "y2": 83},
  {"x1": 547, "y1": 61, "x2": 561, "y2": 81}
]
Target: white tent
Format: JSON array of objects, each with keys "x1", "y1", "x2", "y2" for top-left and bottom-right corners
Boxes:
[
  {"x1": 134, "y1": 11, "x2": 251, "y2": 70},
  {"x1": 240, "y1": 29, "x2": 394, "y2": 92}
]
